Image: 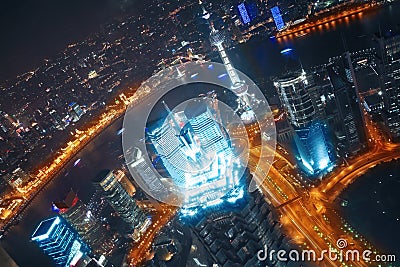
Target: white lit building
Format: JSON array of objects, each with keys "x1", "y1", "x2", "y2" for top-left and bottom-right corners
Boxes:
[{"x1": 148, "y1": 101, "x2": 242, "y2": 209}]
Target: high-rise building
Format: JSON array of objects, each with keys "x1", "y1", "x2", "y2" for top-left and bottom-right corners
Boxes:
[
  {"x1": 127, "y1": 147, "x2": 169, "y2": 199},
  {"x1": 274, "y1": 70, "x2": 333, "y2": 175},
  {"x1": 307, "y1": 83, "x2": 326, "y2": 120},
  {"x1": 114, "y1": 169, "x2": 136, "y2": 197},
  {"x1": 147, "y1": 101, "x2": 242, "y2": 210},
  {"x1": 238, "y1": 3, "x2": 251, "y2": 25},
  {"x1": 294, "y1": 121, "x2": 333, "y2": 175},
  {"x1": 53, "y1": 190, "x2": 114, "y2": 257},
  {"x1": 327, "y1": 65, "x2": 364, "y2": 155},
  {"x1": 374, "y1": 31, "x2": 400, "y2": 140},
  {"x1": 274, "y1": 70, "x2": 315, "y2": 128},
  {"x1": 31, "y1": 216, "x2": 90, "y2": 267},
  {"x1": 93, "y1": 170, "x2": 148, "y2": 232},
  {"x1": 237, "y1": 2, "x2": 258, "y2": 26}
]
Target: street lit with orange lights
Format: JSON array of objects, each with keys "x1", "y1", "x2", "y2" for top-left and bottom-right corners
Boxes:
[
  {"x1": 276, "y1": 2, "x2": 381, "y2": 39},
  {"x1": 245, "y1": 111, "x2": 400, "y2": 266},
  {"x1": 127, "y1": 204, "x2": 178, "y2": 267},
  {"x1": 2, "y1": 80, "x2": 398, "y2": 266},
  {"x1": 0, "y1": 86, "x2": 149, "y2": 230},
  {"x1": 0, "y1": 72, "x2": 185, "y2": 267}
]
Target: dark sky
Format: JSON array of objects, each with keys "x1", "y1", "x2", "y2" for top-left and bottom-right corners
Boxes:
[{"x1": 0, "y1": 0, "x2": 141, "y2": 82}]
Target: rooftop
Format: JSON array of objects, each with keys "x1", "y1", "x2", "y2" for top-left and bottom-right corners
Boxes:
[
  {"x1": 31, "y1": 217, "x2": 60, "y2": 241},
  {"x1": 92, "y1": 169, "x2": 112, "y2": 183}
]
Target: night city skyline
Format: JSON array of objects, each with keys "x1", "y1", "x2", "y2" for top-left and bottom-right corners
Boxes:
[{"x1": 0, "y1": 0, "x2": 400, "y2": 267}]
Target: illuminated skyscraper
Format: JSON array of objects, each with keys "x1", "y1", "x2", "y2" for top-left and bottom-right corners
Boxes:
[
  {"x1": 374, "y1": 31, "x2": 400, "y2": 140},
  {"x1": 114, "y1": 169, "x2": 137, "y2": 197},
  {"x1": 294, "y1": 121, "x2": 332, "y2": 175},
  {"x1": 274, "y1": 71, "x2": 333, "y2": 175},
  {"x1": 238, "y1": 3, "x2": 251, "y2": 25},
  {"x1": 53, "y1": 191, "x2": 113, "y2": 257},
  {"x1": 274, "y1": 70, "x2": 315, "y2": 128},
  {"x1": 93, "y1": 170, "x2": 148, "y2": 231},
  {"x1": 147, "y1": 100, "x2": 243, "y2": 210},
  {"x1": 128, "y1": 147, "x2": 169, "y2": 197},
  {"x1": 31, "y1": 216, "x2": 90, "y2": 267}
]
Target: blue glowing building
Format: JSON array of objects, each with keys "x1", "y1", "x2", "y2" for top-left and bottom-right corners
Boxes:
[
  {"x1": 271, "y1": 6, "x2": 285, "y2": 31},
  {"x1": 238, "y1": 3, "x2": 251, "y2": 25},
  {"x1": 294, "y1": 121, "x2": 333, "y2": 175},
  {"x1": 274, "y1": 71, "x2": 333, "y2": 176},
  {"x1": 31, "y1": 216, "x2": 90, "y2": 267},
  {"x1": 237, "y1": 2, "x2": 257, "y2": 26},
  {"x1": 148, "y1": 100, "x2": 243, "y2": 210}
]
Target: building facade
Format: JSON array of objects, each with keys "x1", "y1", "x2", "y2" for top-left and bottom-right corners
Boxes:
[
  {"x1": 31, "y1": 216, "x2": 90, "y2": 267},
  {"x1": 274, "y1": 70, "x2": 333, "y2": 175},
  {"x1": 147, "y1": 101, "x2": 242, "y2": 210},
  {"x1": 93, "y1": 170, "x2": 148, "y2": 231},
  {"x1": 375, "y1": 31, "x2": 400, "y2": 140},
  {"x1": 274, "y1": 70, "x2": 315, "y2": 128},
  {"x1": 53, "y1": 191, "x2": 114, "y2": 257},
  {"x1": 327, "y1": 65, "x2": 363, "y2": 155},
  {"x1": 294, "y1": 121, "x2": 332, "y2": 175}
]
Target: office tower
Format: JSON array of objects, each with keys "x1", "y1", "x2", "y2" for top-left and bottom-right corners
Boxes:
[
  {"x1": 274, "y1": 70, "x2": 333, "y2": 174},
  {"x1": 294, "y1": 121, "x2": 332, "y2": 175},
  {"x1": 147, "y1": 100, "x2": 242, "y2": 210},
  {"x1": 238, "y1": 3, "x2": 251, "y2": 25},
  {"x1": 237, "y1": 2, "x2": 258, "y2": 26},
  {"x1": 274, "y1": 70, "x2": 315, "y2": 128},
  {"x1": 327, "y1": 65, "x2": 363, "y2": 155},
  {"x1": 341, "y1": 51, "x2": 367, "y2": 143},
  {"x1": 374, "y1": 31, "x2": 400, "y2": 140},
  {"x1": 31, "y1": 216, "x2": 90, "y2": 267},
  {"x1": 307, "y1": 83, "x2": 326, "y2": 120},
  {"x1": 53, "y1": 191, "x2": 113, "y2": 256},
  {"x1": 93, "y1": 169, "x2": 148, "y2": 231},
  {"x1": 127, "y1": 147, "x2": 169, "y2": 200}
]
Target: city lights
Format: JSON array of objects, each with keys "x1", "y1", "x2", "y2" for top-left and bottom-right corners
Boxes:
[{"x1": 1, "y1": 1, "x2": 400, "y2": 267}]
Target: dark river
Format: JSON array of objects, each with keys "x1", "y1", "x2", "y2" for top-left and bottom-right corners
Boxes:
[
  {"x1": 2, "y1": 2, "x2": 400, "y2": 266},
  {"x1": 340, "y1": 159, "x2": 400, "y2": 258}
]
